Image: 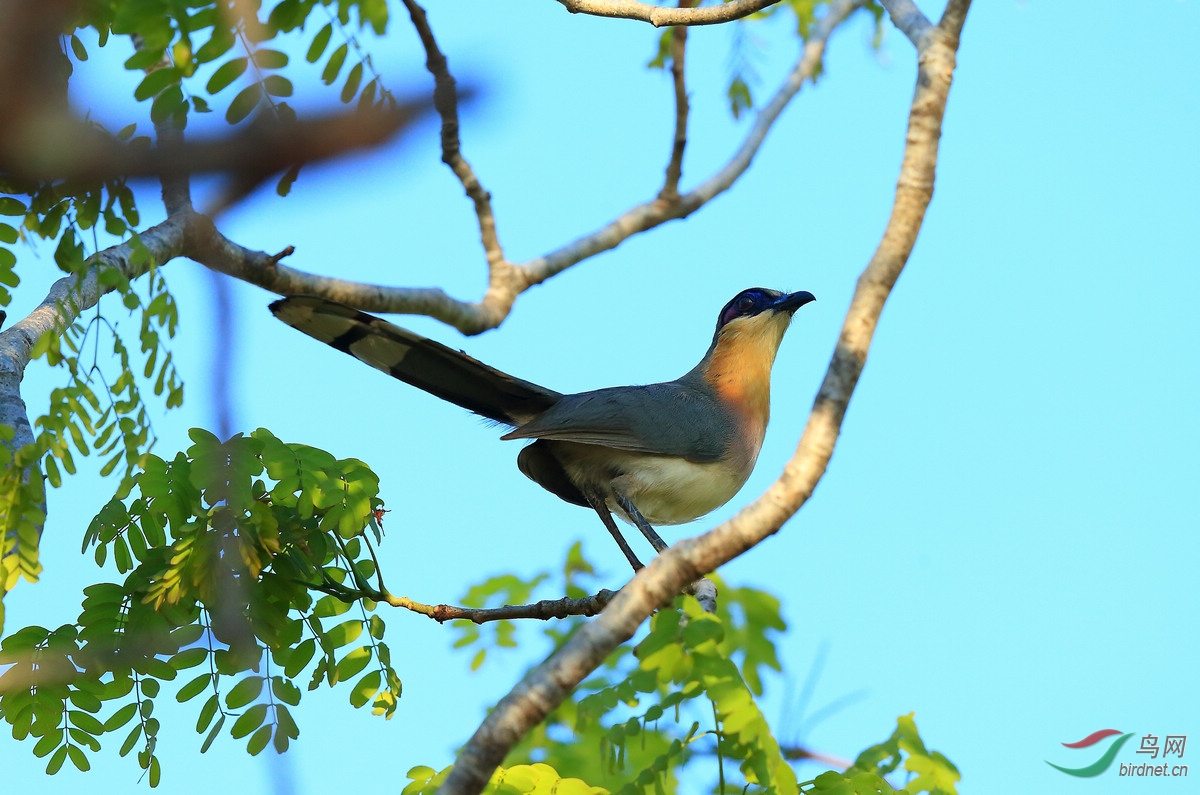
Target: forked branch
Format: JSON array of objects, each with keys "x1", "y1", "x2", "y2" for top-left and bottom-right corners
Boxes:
[{"x1": 436, "y1": 2, "x2": 973, "y2": 794}]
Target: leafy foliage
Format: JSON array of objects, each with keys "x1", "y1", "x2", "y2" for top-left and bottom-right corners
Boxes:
[
  {"x1": 0, "y1": 172, "x2": 180, "y2": 629},
  {"x1": 1, "y1": 2, "x2": 960, "y2": 791},
  {"x1": 445, "y1": 551, "x2": 957, "y2": 795},
  {"x1": 0, "y1": 0, "x2": 405, "y2": 621},
  {"x1": 0, "y1": 429, "x2": 399, "y2": 784}
]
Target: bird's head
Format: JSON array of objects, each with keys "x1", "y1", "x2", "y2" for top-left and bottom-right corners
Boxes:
[
  {"x1": 711, "y1": 288, "x2": 816, "y2": 350},
  {"x1": 699, "y1": 288, "x2": 816, "y2": 429}
]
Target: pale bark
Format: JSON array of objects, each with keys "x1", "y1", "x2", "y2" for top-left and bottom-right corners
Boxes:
[
  {"x1": 436, "y1": 3, "x2": 972, "y2": 794},
  {"x1": 557, "y1": 0, "x2": 780, "y2": 27}
]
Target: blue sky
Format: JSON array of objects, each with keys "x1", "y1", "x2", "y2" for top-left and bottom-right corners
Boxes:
[{"x1": 4, "y1": 1, "x2": 1198, "y2": 793}]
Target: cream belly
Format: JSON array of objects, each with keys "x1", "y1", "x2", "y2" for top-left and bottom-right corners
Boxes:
[{"x1": 603, "y1": 454, "x2": 756, "y2": 527}]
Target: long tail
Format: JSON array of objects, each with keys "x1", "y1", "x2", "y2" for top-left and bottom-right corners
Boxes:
[{"x1": 270, "y1": 296, "x2": 560, "y2": 426}]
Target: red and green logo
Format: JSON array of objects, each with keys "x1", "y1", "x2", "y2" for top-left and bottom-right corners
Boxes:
[{"x1": 1047, "y1": 729, "x2": 1135, "y2": 777}]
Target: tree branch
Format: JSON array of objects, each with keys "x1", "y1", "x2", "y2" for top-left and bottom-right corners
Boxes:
[
  {"x1": 879, "y1": 0, "x2": 932, "y2": 47},
  {"x1": 658, "y1": 1, "x2": 695, "y2": 202},
  {"x1": 0, "y1": 102, "x2": 439, "y2": 186},
  {"x1": 240, "y1": 0, "x2": 857, "y2": 336},
  {"x1": 98, "y1": 0, "x2": 859, "y2": 340},
  {"x1": 557, "y1": 0, "x2": 780, "y2": 27},
  {"x1": 401, "y1": 0, "x2": 506, "y2": 270},
  {"x1": 520, "y1": 0, "x2": 864, "y2": 286},
  {"x1": 436, "y1": 3, "x2": 972, "y2": 793},
  {"x1": 0, "y1": 217, "x2": 191, "y2": 458},
  {"x1": 390, "y1": 590, "x2": 618, "y2": 623}
]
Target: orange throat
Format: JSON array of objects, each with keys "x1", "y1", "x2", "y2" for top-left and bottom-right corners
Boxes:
[{"x1": 706, "y1": 318, "x2": 786, "y2": 454}]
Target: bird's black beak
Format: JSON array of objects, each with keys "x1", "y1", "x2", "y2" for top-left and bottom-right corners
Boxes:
[{"x1": 773, "y1": 290, "x2": 816, "y2": 315}]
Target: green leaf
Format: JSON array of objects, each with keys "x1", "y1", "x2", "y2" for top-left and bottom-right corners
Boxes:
[
  {"x1": 341, "y1": 62, "x2": 363, "y2": 103},
  {"x1": 361, "y1": 0, "x2": 388, "y2": 34},
  {"x1": 177, "y1": 673, "x2": 213, "y2": 703},
  {"x1": 226, "y1": 82, "x2": 262, "y2": 124},
  {"x1": 46, "y1": 744, "x2": 68, "y2": 775},
  {"x1": 284, "y1": 638, "x2": 316, "y2": 678},
  {"x1": 104, "y1": 702, "x2": 139, "y2": 732},
  {"x1": 276, "y1": 163, "x2": 302, "y2": 196},
  {"x1": 196, "y1": 694, "x2": 219, "y2": 733},
  {"x1": 170, "y1": 647, "x2": 208, "y2": 670},
  {"x1": 247, "y1": 724, "x2": 273, "y2": 755},
  {"x1": 225, "y1": 675, "x2": 265, "y2": 709},
  {"x1": 230, "y1": 703, "x2": 269, "y2": 739},
  {"x1": 66, "y1": 743, "x2": 91, "y2": 771},
  {"x1": 200, "y1": 714, "x2": 225, "y2": 753},
  {"x1": 119, "y1": 722, "x2": 142, "y2": 756},
  {"x1": 271, "y1": 677, "x2": 301, "y2": 706},
  {"x1": 349, "y1": 669, "x2": 382, "y2": 708},
  {"x1": 68, "y1": 688, "x2": 103, "y2": 714},
  {"x1": 33, "y1": 729, "x2": 63, "y2": 758},
  {"x1": 253, "y1": 49, "x2": 289, "y2": 69},
  {"x1": 135, "y1": 67, "x2": 182, "y2": 102},
  {"x1": 196, "y1": 29, "x2": 235, "y2": 64},
  {"x1": 68, "y1": 710, "x2": 105, "y2": 735},
  {"x1": 207, "y1": 57, "x2": 249, "y2": 94},
  {"x1": 262, "y1": 74, "x2": 293, "y2": 98},
  {"x1": 322, "y1": 43, "x2": 348, "y2": 85},
  {"x1": 0, "y1": 197, "x2": 26, "y2": 215},
  {"x1": 324, "y1": 619, "x2": 363, "y2": 649},
  {"x1": 336, "y1": 646, "x2": 372, "y2": 682},
  {"x1": 70, "y1": 34, "x2": 88, "y2": 61},
  {"x1": 313, "y1": 595, "x2": 353, "y2": 618},
  {"x1": 307, "y1": 23, "x2": 333, "y2": 63}
]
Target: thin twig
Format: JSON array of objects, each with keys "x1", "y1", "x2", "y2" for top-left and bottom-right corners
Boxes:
[
  {"x1": 658, "y1": 0, "x2": 695, "y2": 202},
  {"x1": 401, "y1": 0, "x2": 507, "y2": 272},
  {"x1": 308, "y1": 574, "x2": 617, "y2": 624},
  {"x1": 435, "y1": 3, "x2": 972, "y2": 794},
  {"x1": 385, "y1": 590, "x2": 618, "y2": 623},
  {"x1": 557, "y1": 0, "x2": 780, "y2": 27},
  {"x1": 521, "y1": 0, "x2": 864, "y2": 286}
]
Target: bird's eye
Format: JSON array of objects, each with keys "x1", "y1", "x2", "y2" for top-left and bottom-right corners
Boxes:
[{"x1": 718, "y1": 290, "x2": 767, "y2": 328}]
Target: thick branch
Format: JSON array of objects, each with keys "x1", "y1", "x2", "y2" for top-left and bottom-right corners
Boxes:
[
  {"x1": 879, "y1": 0, "x2": 932, "y2": 47},
  {"x1": 227, "y1": 0, "x2": 858, "y2": 337},
  {"x1": 0, "y1": 102, "x2": 437, "y2": 186},
  {"x1": 58, "y1": 0, "x2": 857, "y2": 341},
  {"x1": 0, "y1": 209, "x2": 294, "y2": 477},
  {"x1": 0, "y1": 217, "x2": 190, "y2": 455},
  {"x1": 436, "y1": 4, "x2": 971, "y2": 794},
  {"x1": 557, "y1": 0, "x2": 779, "y2": 27}
]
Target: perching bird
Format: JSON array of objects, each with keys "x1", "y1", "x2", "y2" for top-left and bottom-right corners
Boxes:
[{"x1": 270, "y1": 288, "x2": 814, "y2": 570}]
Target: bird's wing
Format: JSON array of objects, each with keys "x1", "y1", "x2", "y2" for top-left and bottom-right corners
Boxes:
[
  {"x1": 500, "y1": 383, "x2": 734, "y2": 463},
  {"x1": 270, "y1": 296, "x2": 561, "y2": 426}
]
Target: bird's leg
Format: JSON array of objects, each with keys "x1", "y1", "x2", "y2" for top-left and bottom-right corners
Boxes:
[
  {"x1": 615, "y1": 493, "x2": 669, "y2": 553},
  {"x1": 583, "y1": 491, "x2": 645, "y2": 572}
]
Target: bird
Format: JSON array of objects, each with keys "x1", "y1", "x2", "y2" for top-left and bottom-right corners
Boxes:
[{"x1": 269, "y1": 287, "x2": 815, "y2": 570}]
